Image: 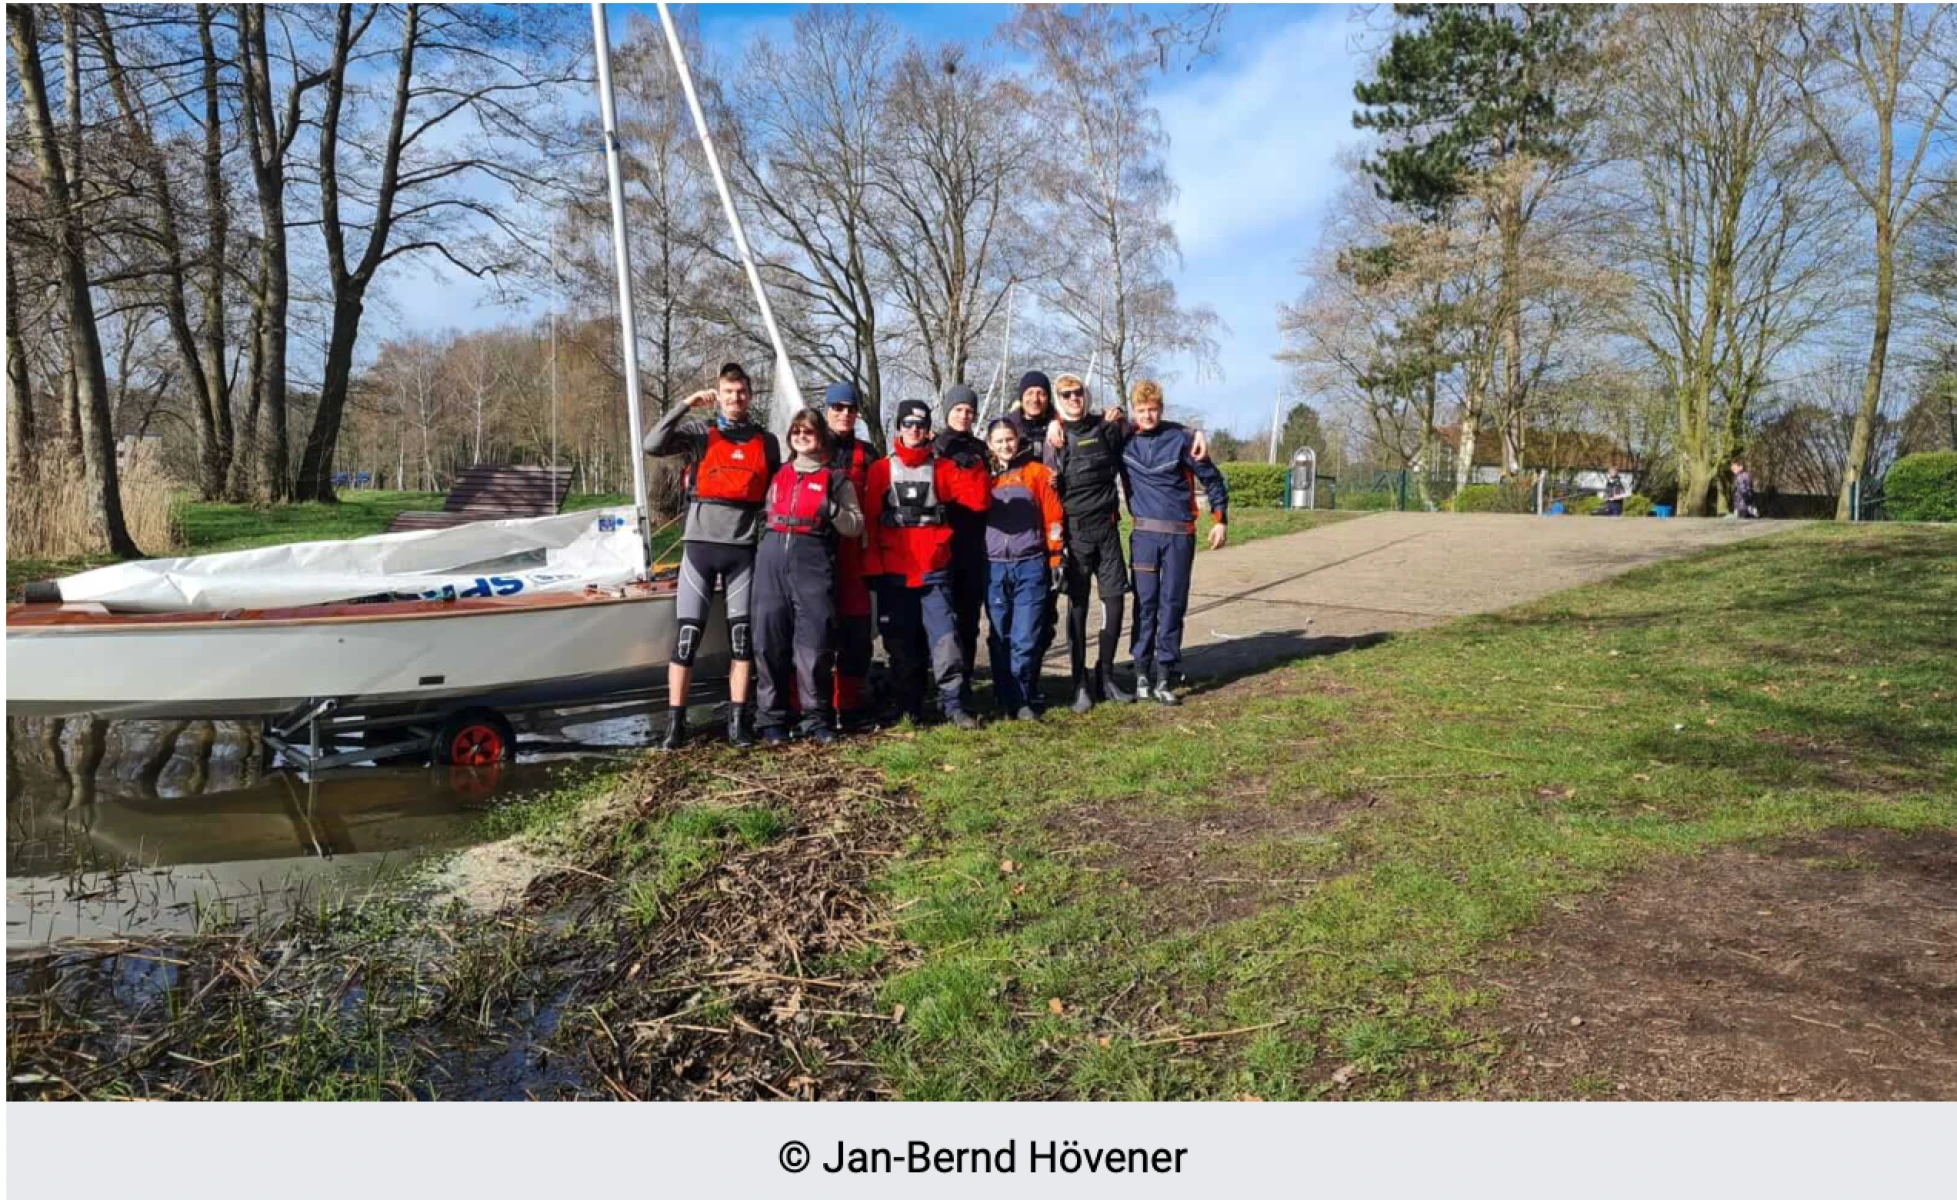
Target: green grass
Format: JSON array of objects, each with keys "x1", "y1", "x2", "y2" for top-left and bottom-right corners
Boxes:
[{"x1": 857, "y1": 523, "x2": 1957, "y2": 1098}]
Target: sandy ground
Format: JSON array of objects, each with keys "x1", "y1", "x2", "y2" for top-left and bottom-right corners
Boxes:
[{"x1": 1151, "y1": 513, "x2": 1790, "y2": 681}]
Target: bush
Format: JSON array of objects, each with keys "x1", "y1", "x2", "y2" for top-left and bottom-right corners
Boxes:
[
  {"x1": 1621, "y1": 494, "x2": 1653, "y2": 517},
  {"x1": 1565, "y1": 494, "x2": 1603, "y2": 516},
  {"x1": 1217, "y1": 462, "x2": 1289, "y2": 508},
  {"x1": 1451, "y1": 481, "x2": 1535, "y2": 513},
  {"x1": 1885, "y1": 452, "x2": 1957, "y2": 522}
]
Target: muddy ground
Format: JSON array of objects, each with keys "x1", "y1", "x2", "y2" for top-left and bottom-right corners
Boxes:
[{"x1": 1479, "y1": 827, "x2": 1957, "y2": 1100}]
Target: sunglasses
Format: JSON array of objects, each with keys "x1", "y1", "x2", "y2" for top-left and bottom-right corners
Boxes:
[
  {"x1": 790, "y1": 427, "x2": 820, "y2": 439},
  {"x1": 1059, "y1": 388, "x2": 1084, "y2": 399},
  {"x1": 899, "y1": 418, "x2": 929, "y2": 429},
  {"x1": 827, "y1": 402, "x2": 858, "y2": 412}
]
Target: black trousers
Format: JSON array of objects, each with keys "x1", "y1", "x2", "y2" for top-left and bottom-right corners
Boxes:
[
  {"x1": 753, "y1": 533, "x2": 836, "y2": 732},
  {"x1": 947, "y1": 526, "x2": 988, "y2": 708},
  {"x1": 1063, "y1": 517, "x2": 1128, "y2": 681}
]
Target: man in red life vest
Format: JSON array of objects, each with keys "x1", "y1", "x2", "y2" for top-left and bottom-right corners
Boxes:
[
  {"x1": 642, "y1": 362, "x2": 782, "y2": 750},
  {"x1": 822, "y1": 382, "x2": 881, "y2": 731},
  {"x1": 863, "y1": 399, "x2": 990, "y2": 729}
]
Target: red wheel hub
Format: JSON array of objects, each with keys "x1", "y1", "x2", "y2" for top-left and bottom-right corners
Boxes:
[{"x1": 449, "y1": 724, "x2": 505, "y2": 766}]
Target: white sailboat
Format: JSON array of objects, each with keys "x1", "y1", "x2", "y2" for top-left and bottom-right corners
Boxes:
[{"x1": 5, "y1": 4, "x2": 770, "y2": 749}]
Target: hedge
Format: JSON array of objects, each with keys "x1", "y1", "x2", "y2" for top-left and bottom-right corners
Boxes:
[
  {"x1": 1335, "y1": 488, "x2": 1397, "y2": 511},
  {"x1": 1622, "y1": 494, "x2": 1654, "y2": 517},
  {"x1": 1885, "y1": 452, "x2": 1957, "y2": 522},
  {"x1": 1451, "y1": 482, "x2": 1535, "y2": 513},
  {"x1": 1217, "y1": 462, "x2": 1289, "y2": 508}
]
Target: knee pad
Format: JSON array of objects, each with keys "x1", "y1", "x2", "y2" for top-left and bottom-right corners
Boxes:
[
  {"x1": 673, "y1": 619, "x2": 705, "y2": 667},
  {"x1": 729, "y1": 619, "x2": 752, "y2": 662}
]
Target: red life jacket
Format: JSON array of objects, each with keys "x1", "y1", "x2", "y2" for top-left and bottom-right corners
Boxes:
[
  {"x1": 765, "y1": 464, "x2": 839, "y2": 537},
  {"x1": 691, "y1": 426, "x2": 770, "y2": 508}
]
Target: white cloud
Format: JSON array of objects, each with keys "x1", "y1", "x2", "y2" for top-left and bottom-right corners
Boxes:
[
  {"x1": 1154, "y1": 8, "x2": 1363, "y2": 435},
  {"x1": 1158, "y1": 11, "x2": 1357, "y2": 260}
]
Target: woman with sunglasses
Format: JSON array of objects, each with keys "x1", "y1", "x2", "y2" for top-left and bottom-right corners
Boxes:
[{"x1": 752, "y1": 409, "x2": 864, "y2": 745}]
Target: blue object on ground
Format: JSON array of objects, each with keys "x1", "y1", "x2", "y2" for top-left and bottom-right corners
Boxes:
[
  {"x1": 1548, "y1": 502, "x2": 1565, "y2": 515},
  {"x1": 1653, "y1": 505, "x2": 1673, "y2": 519}
]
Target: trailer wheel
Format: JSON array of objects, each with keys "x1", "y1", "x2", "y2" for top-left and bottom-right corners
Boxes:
[{"x1": 435, "y1": 708, "x2": 515, "y2": 766}]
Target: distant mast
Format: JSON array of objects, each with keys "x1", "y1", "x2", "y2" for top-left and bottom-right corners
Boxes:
[{"x1": 591, "y1": 2, "x2": 653, "y2": 576}]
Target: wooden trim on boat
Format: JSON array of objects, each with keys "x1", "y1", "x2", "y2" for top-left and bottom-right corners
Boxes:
[{"x1": 5, "y1": 580, "x2": 678, "y2": 632}]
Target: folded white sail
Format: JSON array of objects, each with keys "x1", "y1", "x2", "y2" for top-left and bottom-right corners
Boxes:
[{"x1": 45, "y1": 507, "x2": 644, "y2": 613}]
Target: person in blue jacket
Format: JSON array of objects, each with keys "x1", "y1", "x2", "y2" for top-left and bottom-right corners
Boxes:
[{"x1": 1120, "y1": 380, "x2": 1227, "y2": 706}]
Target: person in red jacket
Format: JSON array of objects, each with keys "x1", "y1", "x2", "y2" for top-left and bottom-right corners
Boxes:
[
  {"x1": 863, "y1": 399, "x2": 989, "y2": 728},
  {"x1": 822, "y1": 382, "x2": 881, "y2": 731}
]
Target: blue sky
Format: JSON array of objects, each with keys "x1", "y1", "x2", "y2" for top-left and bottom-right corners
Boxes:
[{"x1": 387, "y1": 3, "x2": 1363, "y2": 437}]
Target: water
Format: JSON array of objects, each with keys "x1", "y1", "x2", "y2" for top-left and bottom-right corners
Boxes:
[{"x1": 5, "y1": 711, "x2": 655, "y2": 951}]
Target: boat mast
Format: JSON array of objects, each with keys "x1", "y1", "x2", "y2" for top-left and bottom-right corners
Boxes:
[
  {"x1": 655, "y1": 1, "x2": 804, "y2": 422},
  {"x1": 592, "y1": 3, "x2": 654, "y2": 576}
]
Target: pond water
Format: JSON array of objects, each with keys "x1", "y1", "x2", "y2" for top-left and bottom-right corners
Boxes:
[{"x1": 5, "y1": 710, "x2": 661, "y2": 951}]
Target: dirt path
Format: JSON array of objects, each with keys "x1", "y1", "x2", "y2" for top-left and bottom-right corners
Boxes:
[{"x1": 1162, "y1": 513, "x2": 1789, "y2": 680}]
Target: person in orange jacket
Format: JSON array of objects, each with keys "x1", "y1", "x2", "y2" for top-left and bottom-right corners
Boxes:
[
  {"x1": 982, "y1": 418, "x2": 1065, "y2": 720},
  {"x1": 863, "y1": 399, "x2": 990, "y2": 728}
]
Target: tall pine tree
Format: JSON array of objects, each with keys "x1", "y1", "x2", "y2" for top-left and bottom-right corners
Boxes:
[{"x1": 1351, "y1": 5, "x2": 1599, "y2": 488}]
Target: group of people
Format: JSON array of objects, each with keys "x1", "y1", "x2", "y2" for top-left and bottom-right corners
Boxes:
[{"x1": 643, "y1": 362, "x2": 1229, "y2": 749}]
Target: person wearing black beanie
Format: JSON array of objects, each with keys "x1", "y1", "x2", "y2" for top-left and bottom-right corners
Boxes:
[
  {"x1": 1002, "y1": 371, "x2": 1058, "y2": 705},
  {"x1": 935, "y1": 384, "x2": 988, "y2": 712}
]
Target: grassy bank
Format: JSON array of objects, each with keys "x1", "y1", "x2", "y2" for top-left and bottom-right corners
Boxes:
[
  {"x1": 10, "y1": 521, "x2": 1952, "y2": 1099},
  {"x1": 861, "y1": 522, "x2": 1955, "y2": 1098}
]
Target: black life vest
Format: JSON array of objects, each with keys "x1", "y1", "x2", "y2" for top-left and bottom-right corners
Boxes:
[
  {"x1": 690, "y1": 426, "x2": 770, "y2": 508},
  {"x1": 884, "y1": 454, "x2": 946, "y2": 528},
  {"x1": 1055, "y1": 416, "x2": 1119, "y2": 518},
  {"x1": 766, "y1": 464, "x2": 841, "y2": 537}
]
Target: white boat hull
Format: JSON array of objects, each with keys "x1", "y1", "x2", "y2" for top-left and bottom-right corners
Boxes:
[{"x1": 5, "y1": 589, "x2": 728, "y2": 720}]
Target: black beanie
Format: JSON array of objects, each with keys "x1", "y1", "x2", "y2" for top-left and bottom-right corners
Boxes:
[
  {"x1": 896, "y1": 398, "x2": 933, "y2": 428},
  {"x1": 1018, "y1": 371, "x2": 1052, "y2": 400}
]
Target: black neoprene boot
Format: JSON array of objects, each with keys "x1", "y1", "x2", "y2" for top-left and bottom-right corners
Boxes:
[
  {"x1": 1071, "y1": 673, "x2": 1095, "y2": 714},
  {"x1": 1099, "y1": 664, "x2": 1134, "y2": 704},
  {"x1": 727, "y1": 704, "x2": 756, "y2": 749},
  {"x1": 1154, "y1": 671, "x2": 1183, "y2": 707},
  {"x1": 659, "y1": 708, "x2": 688, "y2": 751}
]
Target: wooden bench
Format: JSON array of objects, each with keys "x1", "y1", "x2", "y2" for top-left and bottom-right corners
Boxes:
[{"x1": 386, "y1": 465, "x2": 574, "y2": 532}]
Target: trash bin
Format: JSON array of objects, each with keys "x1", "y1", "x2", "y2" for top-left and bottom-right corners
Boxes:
[
  {"x1": 1287, "y1": 448, "x2": 1317, "y2": 510},
  {"x1": 1653, "y1": 505, "x2": 1673, "y2": 519}
]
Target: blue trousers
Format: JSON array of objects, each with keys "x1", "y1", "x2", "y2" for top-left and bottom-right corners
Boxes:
[
  {"x1": 1129, "y1": 530, "x2": 1195, "y2": 674},
  {"x1": 876, "y1": 570, "x2": 966, "y2": 717},
  {"x1": 985, "y1": 557, "x2": 1048, "y2": 712}
]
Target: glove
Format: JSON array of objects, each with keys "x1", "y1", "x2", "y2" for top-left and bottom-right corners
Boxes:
[
  {"x1": 823, "y1": 491, "x2": 840, "y2": 521},
  {"x1": 1049, "y1": 562, "x2": 1065, "y2": 594},
  {"x1": 950, "y1": 447, "x2": 982, "y2": 470}
]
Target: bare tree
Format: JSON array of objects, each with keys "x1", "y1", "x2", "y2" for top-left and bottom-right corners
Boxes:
[
  {"x1": 1004, "y1": 5, "x2": 1221, "y2": 407},
  {"x1": 7, "y1": 5, "x2": 139, "y2": 555},
  {"x1": 293, "y1": 4, "x2": 583, "y2": 502},
  {"x1": 6, "y1": 248, "x2": 37, "y2": 469},
  {"x1": 1782, "y1": 5, "x2": 1957, "y2": 518},
  {"x1": 1609, "y1": 6, "x2": 1845, "y2": 515},
  {"x1": 236, "y1": 3, "x2": 328, "y2": 501},
  {"x1": 869, "y1": 43, "x2": 1030, "y2": 399},
  {"x1": 727, "y1": 6, "x2": 895, "y2": 431}
]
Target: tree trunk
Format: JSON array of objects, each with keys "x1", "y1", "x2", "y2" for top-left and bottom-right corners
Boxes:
[
  {"x1": 9, "y1": 7, "x2": 139, "y2": 556},
  {"x1": 6, "y1": 251, "x2": 35, "y2": 468},
  {"x1": 1837, "y1": 221, "x2": 1895, "y2": 519},
  {"x1": 198, "y1": 5, "x2": 235, "y2": 488},
  {"x1": 238, "y1": 5, "x2": 298, "y2": 502},
  {"x1": 228, "y1": 276, "x2": 267, "y2": 501}
]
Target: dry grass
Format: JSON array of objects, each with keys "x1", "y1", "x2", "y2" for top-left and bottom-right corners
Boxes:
[{"x1": 6, "y1": 444, "x2": 184, "y2": 558}]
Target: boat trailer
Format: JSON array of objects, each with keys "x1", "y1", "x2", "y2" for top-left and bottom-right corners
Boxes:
[{"x1": 260, "y1": 685, "x2": 711, "y2": 773}]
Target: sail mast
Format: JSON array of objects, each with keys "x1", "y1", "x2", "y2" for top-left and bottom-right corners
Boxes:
[
  {"x1": 591, "y1": 3, "x2": 653, "y2": 576},
  {"x1": 655, "y1": 2, "x2": 804, "y2": 423}
]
